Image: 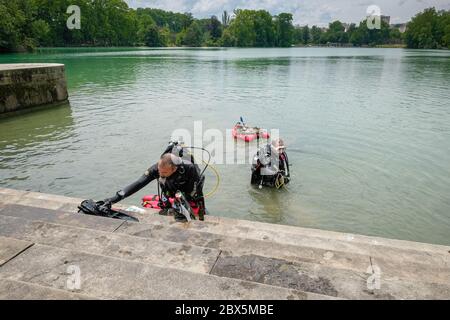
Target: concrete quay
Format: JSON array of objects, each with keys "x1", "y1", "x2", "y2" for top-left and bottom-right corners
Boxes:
[
  {"x1": 0, "y1": 64, "x2": 68, "y2": 115},
  {"x1": 0, "y1": 187, "x2": 449, "y2": 300}
]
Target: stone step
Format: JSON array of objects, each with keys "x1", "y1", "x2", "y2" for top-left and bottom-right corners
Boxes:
[
  {"x1": 115, "y1": 219, "x2": 450, "y2": 285},
  {"x1": 128, "y1": 209, "x2": 450, "y2": 257},
  {"x1": 209, "y1": 252, "x2": 450, "y2": 300},
  {"x1": 0, "y1": 209, "x2": 390, "y2": 299},
  {"x1": 0, "y1": 215, "x2": 219, "y2": 275},
  {"x1": 115, "y1": 222, "x2": 450, "y2": 299},
  {"x1": 0, "y1": 188, "x2": 83, "y2": 212},
  {"x1": 0, "y1": 236, "x2": 33, "y2": 266},
  {"x1": 5, "y1": 187, "x2": 449, "y2": 258},
  {"x1": 0, "y1": 278, "x2": 95, "y2": 300},
  {"x1": 1, "y1": 203, "x2": 449, "y2": 286},
  {"x1": 0, "y1": 203, "x2": 124, "y2": 232},
  {"x1": 1, "y1": 189, "x2": 449, "y2": 299},
  {"x1": 0, "y1": 243, "x2": 333, "y2": 300}
]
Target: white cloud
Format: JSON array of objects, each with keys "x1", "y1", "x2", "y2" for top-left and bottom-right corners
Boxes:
[{"x1": 125, "y1": 0, "x2": 450, "y2": 26}]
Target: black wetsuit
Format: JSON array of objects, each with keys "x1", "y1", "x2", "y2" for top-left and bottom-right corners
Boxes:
[
  {"x1": 107, "y1": 160, "x2": 205, "y2": 211},
  {"x1": 251, "y1": 144, "x2": 290, "y2": 187}
]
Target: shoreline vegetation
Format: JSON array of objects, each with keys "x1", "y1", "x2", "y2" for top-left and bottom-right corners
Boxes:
[{"x1": 1, "y1": 1, "x2": 449, "y2": 53}]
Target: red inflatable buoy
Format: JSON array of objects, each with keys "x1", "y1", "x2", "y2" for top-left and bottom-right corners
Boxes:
[{"x1": 232, "y1": 124, "x2": 270, "y2": 142}]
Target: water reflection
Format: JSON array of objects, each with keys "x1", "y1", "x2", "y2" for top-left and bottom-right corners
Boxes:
[
  {"x1": 0, "y1": 102, "x2": 75, "y2": 188},
  {"x1": 247, "y1": 186, "x2": 285, "y2": 223}
]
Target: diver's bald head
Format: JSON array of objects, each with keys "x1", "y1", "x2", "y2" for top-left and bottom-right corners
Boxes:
[{"x1": 158, "y1": 154, "x2": 179, "y2": 178}]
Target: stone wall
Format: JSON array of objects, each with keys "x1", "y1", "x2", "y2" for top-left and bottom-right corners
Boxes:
[{"x1": 0, "y1": 64, "x2": 68, "y2": 114}]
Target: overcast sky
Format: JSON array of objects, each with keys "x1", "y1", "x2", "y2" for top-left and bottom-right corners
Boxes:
[{"x1": 125, "y1": 0, "x2": 450, "y2": 26}]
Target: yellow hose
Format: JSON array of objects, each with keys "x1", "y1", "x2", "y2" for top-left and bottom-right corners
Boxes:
[
  {"x1": 203, "y1": 160, "x2": 220, "y2": 198},
  {"x1": 183, "y1": 146, "x2": 220, "y2": 198}
]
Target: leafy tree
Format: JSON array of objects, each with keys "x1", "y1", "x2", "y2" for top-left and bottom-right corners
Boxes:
[
  {"x1": 208, "y1": 15, "x2": 223, "y2": 40},
  {"x1": 31, "y1": 20, "x2": 51, "y2": 46},
  {"x1": 310, "y1": 26, "x2": 323, "y2": 44},
  {"x1": 143, "y1": 24, "x2": 168, "y2": 47},
  {"x1": 302, "y1": 25, "x2": 310, "y2": 44},
  {"x1": 179, "y1": 21, "x2": 203, "y2": 47},
  {"x1": 1, "y1": 2, "x2": 448, "y2": 52},
  {"x1": 253, "y1": 10, "x2": 276, "y2": 47},
  {"x1": 349, "y1": 19, "x2": 392, "y2": 46},
  {"x1": 275, "y1": 13, "x2": 294, "y2": 47},
  {"x1": 326, "y1": 21, "x2": 346, "y2": 43},
  {"x1": 405, "y1": 7, "x2": 450, "y2": 49},
  {"x1": 441, "y1": 11, "x2": 450, "y2": 48},
  {"x1": 0, "y1": 1, "x2": 25, "y2": 51},
  {"x1": 220, "y1": 28, "x2": 236, "y2": 46},
  {"x1": 229, "y1": 9, "x2": 257, "y2": 47}
]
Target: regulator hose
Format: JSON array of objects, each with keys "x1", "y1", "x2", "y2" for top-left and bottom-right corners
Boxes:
[{"x1": 182, "y1": 146, "x2": 220, "y2": 198}]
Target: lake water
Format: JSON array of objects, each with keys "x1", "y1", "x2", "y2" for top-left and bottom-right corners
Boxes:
[{"x1": 1, "y1": 47, "x2": 450, "y2": 245}]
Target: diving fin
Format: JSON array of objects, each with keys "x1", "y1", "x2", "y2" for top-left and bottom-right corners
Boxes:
[{"x1": 78, "y1": 199, "x2": 139, "y2": 222}]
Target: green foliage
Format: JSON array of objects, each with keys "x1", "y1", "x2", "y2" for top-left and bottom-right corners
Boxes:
[
  {"x1": 143, "y1": 24, "x2": 167, "y2": 47},
  {"x1": 178, "y1": 22, "x2": 203, "y2": 47},
  {"x1": 0, "y1": 1, "x2": 23, "y2": 51},
  {"x1": 292, "y1": 18, "x2": 408, "y2": 47},
  {"x1": 136, "y1": 8, "x2": 193, "y2": 34},
  {"x1": 225, "y1": 9, "x2": 285, "y2": 47},
  {"x1": 220, "y1": 28, "x2": 236, "y2": 47},
  {"x1": 229, "y1": 9, "x2": 257, "y2": 47},
  {"x1": 275, "y1": 13, "x2": 294, "y2": 47},
  {"x1": 209, "y1": 16, "x2": 223, "y2": 40},
  {"x1": 405, "y1": 7, "x2": 450, "y2": 49},
  {"x1": 0, "y1": 2, "x2": 448, "y2": 52},
  {"x1": 31, "y1": 20, "x2": 51, "y2": 46},
  {"x1": 294, "y1": 25, "x2": 310, "y2": 45},
  {"x1": 309, "y1": 26, "x2": 323, "y2": 44},
  {"x1": 349, "y1": 20, "x2": 391, "y2": 46}
]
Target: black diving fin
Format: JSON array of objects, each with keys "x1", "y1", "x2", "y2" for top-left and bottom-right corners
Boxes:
[{"x1": 78, "y1": 199, "x2": 139, "y2": 222}]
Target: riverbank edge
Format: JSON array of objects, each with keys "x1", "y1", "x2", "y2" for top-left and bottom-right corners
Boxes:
[{"x1": 4, "y1": 44, "x2": 450, "y2": 54}]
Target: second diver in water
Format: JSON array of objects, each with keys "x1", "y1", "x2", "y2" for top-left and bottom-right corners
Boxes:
[{"x1": 251, "y1": 138, "x2": 290, "y2": 189}]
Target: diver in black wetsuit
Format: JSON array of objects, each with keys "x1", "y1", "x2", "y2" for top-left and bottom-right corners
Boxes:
[
  {"x1": 251, "y1": 138, "x2": 290, "y2": 189},
  {"x1": 102, "y1": 144, "x2": 206, "y2": 222}
]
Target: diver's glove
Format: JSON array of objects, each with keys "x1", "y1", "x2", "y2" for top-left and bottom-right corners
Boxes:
[{"x1": 102, "y1": 191, "x2": 125, "y2": 207}]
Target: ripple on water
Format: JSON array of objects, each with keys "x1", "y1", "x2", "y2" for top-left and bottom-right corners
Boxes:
[{"x1": 1, "y1": 48, "x2": 450, "y2": 245}]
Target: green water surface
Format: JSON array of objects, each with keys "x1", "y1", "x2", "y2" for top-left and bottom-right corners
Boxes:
[{"x1": 1, "y1": 47, "x2": 450, "y2": 245}]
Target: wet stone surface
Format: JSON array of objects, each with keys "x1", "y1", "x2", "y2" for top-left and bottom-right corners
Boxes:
[{"x1": 211, "y1": 254, "x2": 339, "y2": 297}]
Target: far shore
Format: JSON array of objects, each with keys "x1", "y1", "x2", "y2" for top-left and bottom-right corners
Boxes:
[{"x1": 3, "y1": 44, "x2": 450, "y2": 55}]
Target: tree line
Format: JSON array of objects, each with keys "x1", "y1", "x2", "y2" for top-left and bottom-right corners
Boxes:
[{"x1": 1, "y1": 0, "x2": 449, "y2": 53}]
